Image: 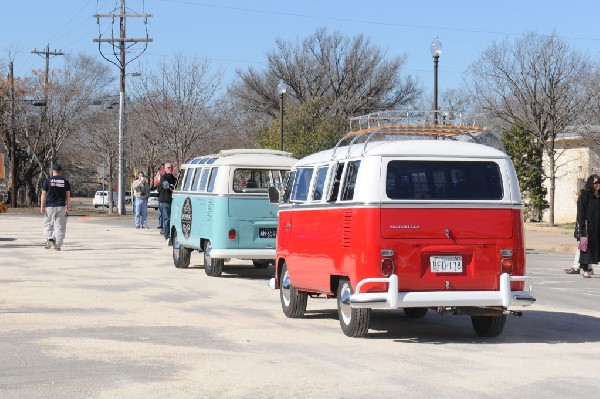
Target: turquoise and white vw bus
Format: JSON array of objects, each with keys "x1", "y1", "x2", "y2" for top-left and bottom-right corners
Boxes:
[{"x1": 170, "y1": 149, "x2": 297, "y2": 277}]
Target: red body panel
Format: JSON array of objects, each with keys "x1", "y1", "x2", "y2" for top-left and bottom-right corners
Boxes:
[{"x1": 276, "y1": 206, "x2": 525, "y2": 294}]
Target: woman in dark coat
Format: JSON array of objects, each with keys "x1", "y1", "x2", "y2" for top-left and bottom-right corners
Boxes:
[{"x1": 577, "y1": 174, "x2": 600, "y2": 278}]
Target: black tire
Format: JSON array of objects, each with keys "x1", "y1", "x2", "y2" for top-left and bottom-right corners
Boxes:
[
  {"x1": 279, "y1": 263, "x2": 307, "y2": 318},
  {"x1": 172, "y1": 230, "x2": 191, "y2": 269},
  {"x1": 94, "y1": 205, "x2": 98, "y2": 208},
  {"x1": 471, "y1": 315, "x2": 507, "y2": 337},
  {"x1": 203, "y1": 240, "x2": 224, "y2": 277},
  {"x1": 337, "y1": 278, "x2": 371, "y2": 337},
  {"x1": 253, "y1": 260, "x2": 271, "y2": 269},
  {"x1": 403, "y1": 307, "x2": 429, "y2": 318}
]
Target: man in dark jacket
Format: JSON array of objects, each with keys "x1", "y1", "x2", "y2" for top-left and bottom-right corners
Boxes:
[
  {"x1": 158, "y1": 162, "x2": 177, "y2": 240},
  {"x1": 40, "y1": 163, "x2": 71, "y2": 251}
]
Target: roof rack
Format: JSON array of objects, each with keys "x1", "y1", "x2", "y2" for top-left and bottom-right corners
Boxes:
[{"x1": 331, "y1": 110, "x2": 501, "y2": 159}]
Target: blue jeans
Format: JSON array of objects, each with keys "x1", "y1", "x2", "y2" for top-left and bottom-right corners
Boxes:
[
  {"x1": 159, "y1": 202, "x2": 171, "y2": 238},
  {"x1": 135, "y1": 197, "x2": 148, "y2": 227}
]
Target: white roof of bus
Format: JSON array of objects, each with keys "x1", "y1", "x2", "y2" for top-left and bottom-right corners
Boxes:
[
  {"x1": 184, "y1": 149, "x2": 297, "y2": 168},
  {"x1": 295, "y1": 139, "x2": 509, "y2": 166}
]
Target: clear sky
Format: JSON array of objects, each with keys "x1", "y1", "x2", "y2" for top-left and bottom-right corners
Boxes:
[{"x1": 2, "y1": 0, "x2": 600, "y2": 98}]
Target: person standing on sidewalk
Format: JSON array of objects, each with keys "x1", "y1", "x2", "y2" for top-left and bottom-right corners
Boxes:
[
  {"x1": 132, "y1": 172, "x2": 150, "y2": 229},
  {"x1": 40, "y1": 164, "x2": 71, "y2": 251},
  {"x1": 158, "y1": 162, "x2": 177, "y2": 241},
  {"x1": 575, "y1": 174, "x2": 600, "y2": 278}
]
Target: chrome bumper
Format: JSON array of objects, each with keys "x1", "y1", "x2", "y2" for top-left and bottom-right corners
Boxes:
[
  {"x1": 349, "y1": 273, "x2": 535, "y2": 309},
  {"x1": 208, "y1": 248, "x2": 275, "y2": 260}
]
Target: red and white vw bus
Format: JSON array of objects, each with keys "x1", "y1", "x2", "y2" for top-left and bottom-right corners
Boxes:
[{"x1": 270, "y1": 112, "x2": 535, "y2": 338}]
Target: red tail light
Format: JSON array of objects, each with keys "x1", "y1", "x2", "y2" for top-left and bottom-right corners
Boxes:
[
  {"x1": 501, "y1": 258, "x2": 513, "y2": 274},
  {"x1": 381, "y1": 258, "x2": 394, "y2": 277},
  {"x1": 228, "y1": 229, "x2": 236, "y2": 240}
]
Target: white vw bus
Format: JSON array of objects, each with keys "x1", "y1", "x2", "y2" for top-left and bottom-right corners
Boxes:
[{"x1": 170, "y1": 149, "x2": 297, "y2": 277}]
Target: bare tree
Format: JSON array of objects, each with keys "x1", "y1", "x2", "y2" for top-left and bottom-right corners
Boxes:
[
  {"x1": 465, "y1": 31, "x2": 594, "y2": 225},
  {"x1": 231, "y1": 28, "x2": 422, "y2": 121},
  {"x1": 129, "y1": 53, "x2": 223, "y2": 167}
]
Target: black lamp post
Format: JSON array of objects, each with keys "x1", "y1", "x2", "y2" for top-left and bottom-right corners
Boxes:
[
  {"x1": 277, "y1": 79, "x2": 288, "y2": 151},
  {"x1": 430, "y1": 36, "x2": 443, "y2": 124}
]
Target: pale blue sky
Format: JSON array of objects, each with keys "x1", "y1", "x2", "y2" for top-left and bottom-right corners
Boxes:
[{"x1": 2, "y1": 0, "x2": 600, "y2": 97}]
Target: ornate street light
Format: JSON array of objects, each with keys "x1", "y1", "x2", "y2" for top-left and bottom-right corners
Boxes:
[
  {"x1": 430, "y1": 36, "x2": 443, "y2": 124},
  {"x1": 276, "y1": 79, "x2": 288, "y2": 151}
]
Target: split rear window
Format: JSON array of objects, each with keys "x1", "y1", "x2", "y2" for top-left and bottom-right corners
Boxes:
[{"x1": 386, "y1": 161, "x2": 503, "y2": 200}]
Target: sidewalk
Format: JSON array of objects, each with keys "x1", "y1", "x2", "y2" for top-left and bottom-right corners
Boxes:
[{"x1": 524, "y1": 223, "x2": 575, "y2": 254}]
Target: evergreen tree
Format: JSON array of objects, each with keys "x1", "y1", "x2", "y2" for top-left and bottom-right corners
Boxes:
[{"x1": 502, "y1": 125, "x2": 548, "y2": 221}]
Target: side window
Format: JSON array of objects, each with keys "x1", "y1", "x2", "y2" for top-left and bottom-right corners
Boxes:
[
  {"x1": 327, "y1": 163, "x2": 344, "y2": 202},
  {"x1": 312, "y1": 166, "x2": 328, "y2": 201},
  {"x1": 191, "y1": 168, "x2": 203, "y2": 191},
  {"x1": 183, "y1": 168, "x2": 196, "y2": 191},
  {"x1": 291, "y1": 168, "x2": 314, "y2": 202},
  {"x1": 281, "y1": 170, "x2": 296, "y2": 203},
  {"x1": 341, "y1": 160, "x2": 361, "y2": 201},
  {"x1": 199, "y1": 168, "x2": 210, "y2": 191},
  {"x1": 175, "y1": 169, "x2": 187, "y2": 191},
  {"x1": 207, "y1": 167, "x2": 218, "y2": 192}
]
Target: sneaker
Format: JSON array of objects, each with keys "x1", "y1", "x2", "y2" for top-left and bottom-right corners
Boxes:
[
  {"x1": 564, "y1": 267, "x2": 580, "y2": 274},
  {"x1": 143, "y1": 225, "x2": 149, "y2": 229},
  {"x1": 136, "y1": 225, "x2": 140, "y2": 229},
  {"x1": 45, "y1": 238, "x2": 55, "y2": 250},
  {"x1": 54, "y1": 247, "x2": 61, "y2": 251},
  {"x1": 157, "y1": 226, "x2": 162, "y2": 229}
]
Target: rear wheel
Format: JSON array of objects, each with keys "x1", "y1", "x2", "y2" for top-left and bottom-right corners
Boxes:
[
  {"x1": 337, "y1": 278, "x2": 371, "y2": 337},
  {"x1": 471, "y1": 315, "x2": 507, "y2": 337},
  {"x1": 172, "y1": 230, "x2": 191, "y2": 269},
  {"x1": 279, "y1": 263, "x2": 307, "y2": 318},
  {"x1": 403, "y1": 307, "x2": 429, "y2": 318},
  {"x1": 203, "y1": 240, "x2": 224, "y2": 277}
]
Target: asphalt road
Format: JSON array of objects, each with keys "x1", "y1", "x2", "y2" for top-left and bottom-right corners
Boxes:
[{"x1": 0, "y1": 214, "x2": 599, "y2": 398}]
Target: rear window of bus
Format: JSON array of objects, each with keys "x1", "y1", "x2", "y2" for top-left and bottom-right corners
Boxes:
[{"x1": 386, "y1": 160, "x2": 503, "y2": 200}]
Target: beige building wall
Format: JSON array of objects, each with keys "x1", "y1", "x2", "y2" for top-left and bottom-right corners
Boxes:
[{"x1": 542, "y1": 141, "x2": 600, "y2": 224}]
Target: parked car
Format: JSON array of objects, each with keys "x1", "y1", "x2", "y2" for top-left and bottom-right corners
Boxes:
[
  {"x1": 148, "y1": 190, "x2": 159, "y2": 210},
  {"x1": 93, "y1": 190, "x2": 131, "y2": 208},
  {"x1": 92, "y1": 190, "x2": 115, "y2": 208}
]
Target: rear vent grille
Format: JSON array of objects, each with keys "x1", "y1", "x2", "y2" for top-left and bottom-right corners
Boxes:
[{"x1": 342, "y1": 211, "x2": 352, "y2": 247}]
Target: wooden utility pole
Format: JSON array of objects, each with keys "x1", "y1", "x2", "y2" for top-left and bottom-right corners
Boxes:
[
  {"x1": 31, "y1": 43, "x2": 64, "y2": 174},
  {"x1": 94, "y1": 0, "x2": 152, "y2": 215}
]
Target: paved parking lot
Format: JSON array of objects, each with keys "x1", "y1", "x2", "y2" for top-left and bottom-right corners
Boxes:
[{"x1": 0, "y1": 213, "x2": 599, "y2": 398}]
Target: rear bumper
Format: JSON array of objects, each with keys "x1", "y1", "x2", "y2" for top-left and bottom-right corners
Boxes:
[
  {"x1": 208, "y1": 248, "x2": 275, "y2": 260},
  {"x1": 349, "y1": 273, "x2": 535, "y2": 309}
]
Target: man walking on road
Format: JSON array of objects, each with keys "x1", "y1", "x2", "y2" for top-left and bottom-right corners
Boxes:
[{"x1": 40, "y1": 164, "x2": 71, "y2": 251}]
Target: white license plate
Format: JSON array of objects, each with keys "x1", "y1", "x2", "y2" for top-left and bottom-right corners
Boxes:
[{"x1": 430, "y1": 255, "x2": 463, "y2": 273}]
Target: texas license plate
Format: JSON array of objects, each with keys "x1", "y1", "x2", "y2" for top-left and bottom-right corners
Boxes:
[
  {"x1": 259, "y1": 228, "x2": 277, "y2": 239},
  {"x1": 430, "y1": 255, "x2": 463, "y2": 273}
]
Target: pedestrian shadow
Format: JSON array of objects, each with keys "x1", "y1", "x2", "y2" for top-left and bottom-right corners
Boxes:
[{"x1": 0, "y1": 238, "x2": 16, "y2": 242}]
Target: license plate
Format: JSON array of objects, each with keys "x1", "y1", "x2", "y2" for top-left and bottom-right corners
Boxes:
[
  {"x1": 430, "y1": 255, "x2": 463, "y2": 273},
  {"x1": 259, "y1": 228, "x2": 277, "y2": 239}
]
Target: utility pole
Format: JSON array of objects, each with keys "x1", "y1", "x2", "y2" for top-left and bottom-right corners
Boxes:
[
  {"x1": 8, "y1": 61, "x2": 16, "y2": 208},
  {"x1": 31, "y1": 43, "x2": 64, "y2": 174},
  {"x1": 94, "y1": 0, "x2": 152, "y2": 215}
]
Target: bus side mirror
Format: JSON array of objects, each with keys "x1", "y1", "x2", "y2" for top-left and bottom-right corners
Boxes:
[{"x1": 268, "y1": 186, "x2": 280, "y2": 203}]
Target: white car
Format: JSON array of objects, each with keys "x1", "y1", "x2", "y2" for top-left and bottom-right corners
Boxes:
[
  {"x1": 93, "y1": 190, "x2": 115, "y2": 208},
  {"x1": 148, "y1": 190, "x2": 159, "y2": 210}
]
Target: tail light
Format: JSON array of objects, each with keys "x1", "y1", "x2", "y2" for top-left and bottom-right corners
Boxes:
[
  {"x1": 500, "y1": 249, "x2": 513, "y2": 274},
  {"x1": 380, "y1": 249, "x2": 394, "y2": 277},
  {"x1": 228, "y1": 229, "x2": 236, "y2": 240}
]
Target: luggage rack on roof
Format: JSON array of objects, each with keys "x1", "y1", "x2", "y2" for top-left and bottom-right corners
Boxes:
[{"x1": 331, "y1": 110, "x2": 502, "y2": 159}]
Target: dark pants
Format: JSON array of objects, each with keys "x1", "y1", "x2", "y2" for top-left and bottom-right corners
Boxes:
[{"x1": 159, "y1": 202, "x2": 171, "y2": 238}]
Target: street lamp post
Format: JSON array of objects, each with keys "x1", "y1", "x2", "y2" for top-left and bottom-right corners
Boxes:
[
  {"x1": 276, "y1": 80, "x2": 288, "y2": 151},
  {"x1": 430, "y1": 36, "x2": 443, "y2": 124}
]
